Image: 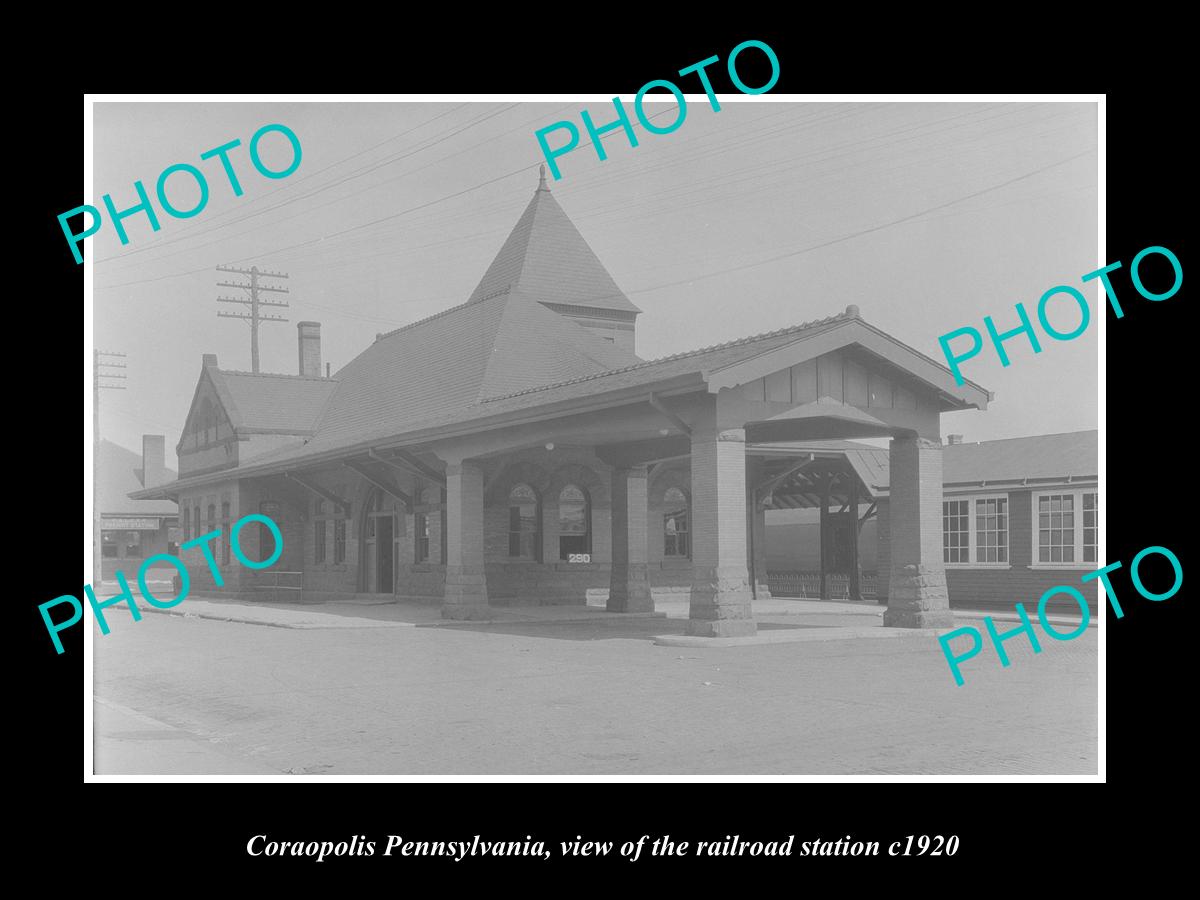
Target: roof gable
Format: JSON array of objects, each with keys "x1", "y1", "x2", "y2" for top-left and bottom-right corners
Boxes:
[
  {"x1": 217, "y1": 370, "x2": 339, "y2": 434},
  {"x1": 467, "y1": 182, "x2": 641, "y2": 315}
]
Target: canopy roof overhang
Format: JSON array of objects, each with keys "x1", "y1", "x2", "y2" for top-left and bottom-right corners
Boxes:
[{"x1": 133, "y1": 319, "x2": 992, "y2": 502}]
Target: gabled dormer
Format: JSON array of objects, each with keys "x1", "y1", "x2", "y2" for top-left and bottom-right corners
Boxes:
[{"x1": 176, "y1": 352, "x2": 339, "y2": 477}]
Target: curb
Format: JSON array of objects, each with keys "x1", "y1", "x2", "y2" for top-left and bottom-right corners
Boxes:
[
  {"x1": 140, "y1": 604, "x2": 415, "y2": 630},
  {"x1": 418, "y1": 611, "x2": 668, "y2": 629},
  {"x1": 653, "y1": 626, "x2": 946, "y2": 647}
]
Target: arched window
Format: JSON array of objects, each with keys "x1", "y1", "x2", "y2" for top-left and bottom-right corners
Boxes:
[
  {"x1": 558, "y1": 484, "x2": 591, "y2": 560},
  {"x1": 508, "y1": 483, "x2": 541, "y2": 560},
  {"x1": 663, "y1": 487, "x2": 690, "y2": 558}
]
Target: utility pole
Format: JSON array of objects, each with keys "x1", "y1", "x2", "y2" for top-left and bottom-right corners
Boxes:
[
  {"x1": 215, "y1": 265, "x2": 289, "y2": 373},
  {"x1": 94, "y1": 350, "x2": 127, "y2": 588}
]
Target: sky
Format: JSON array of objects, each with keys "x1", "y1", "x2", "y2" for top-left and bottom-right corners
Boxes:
[{"x1": 91, "y1": 99, "x2": 1098, "y2": 460}]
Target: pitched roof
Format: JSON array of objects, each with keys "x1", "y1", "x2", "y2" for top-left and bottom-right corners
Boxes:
[
  {"x1": 943, "y1": 430, "x2": 1097, "y2": 485},
  {"x1": 756, "y1": 432, "x2": 1098, "y2": 496},
  {"x1": 98, "y1": 440, "x2": 178, "y2": 516},
  {"x1": 135, "y1": 180, "x2": 993, "y2": 496},
  {"x1": 224, "y1": 310, "x2": 856, "y2": 471},
  {"x1": 467, "y1": 179, "x2": 641, "y2": 315},
  {"x1": 310, "y1": 286, "x2": 641, "y2": 455},
  {"x1": 212, "y1": 369, "x2": 339, "y2": 434},
  {"x1": 826, "y1": 430, "x2": 1099, "y2": 493}
]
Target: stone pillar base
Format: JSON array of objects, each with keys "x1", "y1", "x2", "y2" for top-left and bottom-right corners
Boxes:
[
  {"x1": 687, "y1": 566, "x2": 757, "y2": 637},
  {"x1": 442, "y1": 565, "x2": 490, "y2": 620},
  {"x1": 754, "y1": 579, "x2": 773, "y2": 601},
  {"x1": 608, "y1": 563, "x2": 653, "y2": 613},
  {"x1": 884, "y1": 565, "x2": 954, "y2": 628}
]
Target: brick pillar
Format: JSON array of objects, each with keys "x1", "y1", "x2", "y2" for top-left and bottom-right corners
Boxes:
[
  {"x1": 884, "y1": 437, "x2": 952, "y2": 627},
  {"x1": 608, "y1": 465, "x2": 653, "y2": 612},
  {"x1": 687, "y1": 427, "x2": 757, "y2": 637},
  {"x1": 442, "y1": 461, "x2": 489, "y2": 620},
  {"x1": 875, "y1": 497, "x2": 890, "y2": 606}
]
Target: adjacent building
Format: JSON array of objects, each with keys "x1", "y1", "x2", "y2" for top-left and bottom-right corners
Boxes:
[
  {"x1": 764, "y1": 430, "x2": 1099, "y2": 611},
  {"x1": 133, "y1": 171, "x2": 993, "y2": 636},
  {"x1": 99, "y1": 436, "x2": 179, "y2": 580}
]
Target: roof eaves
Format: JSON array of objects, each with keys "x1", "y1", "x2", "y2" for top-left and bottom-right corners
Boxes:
[{"x1": 480, "y1": 311, "x2": 851, "y2": 404}]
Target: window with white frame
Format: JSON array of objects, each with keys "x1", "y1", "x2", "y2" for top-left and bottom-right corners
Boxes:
[
  {"x1": 943, "y1": 493, "x2": 1010, "y2": 567},
  {"x1": 943, "y1": 499, "x2": 969, "y2": 564},
  {"x1": 1033, "y1": 489, "x2": 1098, "y2": 567}
]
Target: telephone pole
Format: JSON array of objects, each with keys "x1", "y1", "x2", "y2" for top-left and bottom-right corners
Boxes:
[
  {"x1": 94, "y1": 350, "x2": 127, "y2": 588},
  {"x1": 215, "y1": 265, "x2": 289, "y2": 373}
]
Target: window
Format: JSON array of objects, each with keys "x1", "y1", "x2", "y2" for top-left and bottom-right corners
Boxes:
[
  {"x1": 102, "y1": 531, "x2": 119, "y2": 558},
  {"x1": 508, "y1": 483, "x2": 540, "y2": 560},
  {"x1": 183, "y1": 504, "x2": 191, "y2": 541},
  {"x1": 1083, "y1": 492, "x2": 1098, "y2": 563},
  {"x1": 943, "y1": 494, "x2": 1009, "y2": 567},
  {"x1": 1034, "y1": 489, "x2": 1098, "y2": 567},
  {"x1": 974, "y1": 497, "x2": 1008, "y2": 563},
  {"x1": 558, "y1": 484, "x2": 591, "y2": 560},
  {"x1": 220, "y1": 500, "x2": 231, "y2": 566},
  {"x1": 943, "y1": 499, "x2": 969, "y2": 564},
  {"x1": 333, "y1": 519, "x2": 346, "y2": 564},
  {"x1": 123, "y1": 531, "x2": 143, "y2": 558},
  {"x1": 663, "y1": 487, "x2": 690, "y2": 558}
]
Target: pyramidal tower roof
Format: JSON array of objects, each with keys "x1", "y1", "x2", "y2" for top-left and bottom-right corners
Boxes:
[{"x1": 467, "y1": 167, "x2": 642, "y2": 315}]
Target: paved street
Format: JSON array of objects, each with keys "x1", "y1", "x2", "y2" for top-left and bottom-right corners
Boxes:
[{"x1": 93, "y1": 602, "x2": 1098, "y2": 776}]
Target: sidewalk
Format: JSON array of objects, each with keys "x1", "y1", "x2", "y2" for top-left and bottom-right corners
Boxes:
[
  {"x1": 94, "y1": 698, "x2": 282, "y2": 776},
  {"x1": 133, "y1": 592, "x2": 1095, "y2": 634},
  {"x1": 140, "y1": 595, "x2": 666, "y2": 630}
]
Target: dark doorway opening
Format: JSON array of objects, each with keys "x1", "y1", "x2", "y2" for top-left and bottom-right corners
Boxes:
[{"x1": 376, "y1": 514, "x2": 394, "y2": 594}]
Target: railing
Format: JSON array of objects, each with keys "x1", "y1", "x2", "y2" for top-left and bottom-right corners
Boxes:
[
  {"x1": 254, "y1": 569, "x2": 304, "y2": 603},
  {"x1": 767, "y1": 571, "x2": 877, "y2": 601}
]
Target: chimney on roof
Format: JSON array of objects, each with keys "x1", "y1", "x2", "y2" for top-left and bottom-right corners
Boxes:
[
  {"x1": 202, "y1": 353, "x2": 218, "y2": 368},
  {"x1": 947, "y1": 434, "x2": 964, "y2": 445},
  {"x1": 142, "y1": 434, "x2": 167, "y2": 488},
  {"x1": 297, "y1": 321, "x2": 321, "y2": 377}
]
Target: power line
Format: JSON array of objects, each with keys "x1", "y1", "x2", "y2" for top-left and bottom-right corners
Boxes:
[
  {"x1": 91, "y1": 103, "x2": 471, "y2": 265},
  {"x1": 618, "y1": 148, "x2": 1097, "y2": 300},
  {"x1": 95, "y1": 104, "x2": 520, "y2": 270},
  {"x1": 215, "y1": 265, "x2": 290, "y2": 373},
  {"x1": 94, "y1": 349, "x2": 127, "y2": 587}
]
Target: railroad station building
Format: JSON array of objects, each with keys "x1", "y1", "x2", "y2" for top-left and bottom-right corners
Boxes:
[{"x1": 134, "y1": 172, "x2": 992, "y2": 635}]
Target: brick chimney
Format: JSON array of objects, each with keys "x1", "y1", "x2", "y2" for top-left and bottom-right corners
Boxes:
[
  {"x1": 947, "y1": 434, "x2": 964, "y2": 445},
  {"x1": 297, "y1": 322, "x2": 321, "y2": 377},
  {"x1": 142, "y1": 434, "x2": 167, "y2": 488}
]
